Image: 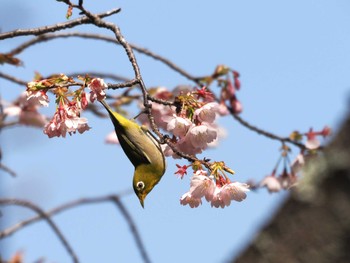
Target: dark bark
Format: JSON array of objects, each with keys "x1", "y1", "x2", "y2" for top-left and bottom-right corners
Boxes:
[{"x1": 233, "y1": 112, "x2": 350, "y2": 263}]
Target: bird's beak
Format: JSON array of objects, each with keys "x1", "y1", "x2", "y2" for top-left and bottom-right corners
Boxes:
[{"x1": 138, "y1": 194, "x2": 146, "y2": 208}]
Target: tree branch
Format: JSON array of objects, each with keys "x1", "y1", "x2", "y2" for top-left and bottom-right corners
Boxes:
[
  {"x1": 0, "y1": 193, "x2": 151, "y2": 263},
  {"x1": 0, "y1": 72, "x2": 27, "y2": 86},
  {"x1": 231, "y1": 109, "x2": 305, "y2": 149},
  {"x1": 68, "y1": 71, "x2": 131, "y2": 83},
  {"x1": 5, "y1": 31, "x2": 304, "y2": 149},
  {"x1": 0, "y1": 198, "x2": 79, "y2": 263},
  {"x1": 110, "y1": 196, "x2": 152, "y2": 263},
  {"x1": 0, "y1": 163, "x2": 16, "y2": 177},
  {"x1": 0, "y1": 8, "x2": 121, "y2": 40}
]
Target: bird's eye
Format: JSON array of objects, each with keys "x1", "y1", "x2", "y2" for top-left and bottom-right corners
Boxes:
[{"x1": 136, "y1": 181, "x2": 145, "y2": 190}]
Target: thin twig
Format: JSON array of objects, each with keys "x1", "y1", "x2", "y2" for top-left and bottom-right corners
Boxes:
[
  {"x1": 70, "y1": 5, "x2": 165, "y2": 148},
  {"x1": 68, "y1": 71, "x2": 131, "y2": 83},
  {"x1": 111, "y1": 196, "x2": 152, "y2": 263},
  {"x1": 0, "y1": 163, "x2": 16, "y2": 177},
  {"x1": 147, "y1": 94, "x2": 175, "y2": 106},
  {"x1": 108, "y1": 79, "x2": 139, "y2": 89},
  {"x1": 0, "y1": 121, "x2": 20, "y2": 130},
  {"x1": 231, "y1": 113, "x2": 306, "y2": 149},
  {"x1": 0, "y1": 8, "x2": 121, "y2": 40},
  {"x1": 0, "y1": 72, "x2": 27, "y2": 86},
  {"x1": 5, "y1": 31, "x2": 304, "y2": 149},
  {"x1": 0, "y1": 198, "x2": 79, "y2": 263},
  {"x1": 0, "y1": 193, "x2": 151, "y2": 263},
  {"x1": 8, "y1": 32, "x2": 198, "y2": 83}
]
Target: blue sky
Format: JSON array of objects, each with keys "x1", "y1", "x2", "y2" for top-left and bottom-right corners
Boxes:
[{"x1": 1, "y1": 0, "x2": 350, "y2": 262}]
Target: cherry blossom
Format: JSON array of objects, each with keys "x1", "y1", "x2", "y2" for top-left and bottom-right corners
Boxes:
[
  {"x1": 150, "y1": 102, "x2": 175, "y2": 130},
  {"x1": 210, "y1": 187, "x2": 225, "y2": 208},
  {"x1": 230, "y1": 97, "x2": 243, "y2": 114},
  {"x1": 176, "y1": 138, "x2": 204, "y2": 156},
  {"x1": 77, "y1": 92, "x2": 89, "y2": 110},
  {"x1": 76, "y1": 118, "x2": 90, "y2": 134},
  {"x1": 180, "y1": 192, "x2": 202, "y2": 208},
  {"x1": 138, "y1": 87, "x2": 175, "y2": 130},
  {"x1": 19, "y1": 110, "x2": 47, "y2": 127},
  {"x1": 320, "y1": 126, "x2": 331, "y2": 137},
  {"x1": 180, "y1": 168, "x2": 249, "y2": 208},
  {"x1": 194, "y1": 102, "x2": 220, "y2": 123},
  {"x1": 26, "y1": 90, "x2": 49, "y2": 107},
  {"x1": 279, "y1": 170, "x2": 297, "y2": 189},
  {"x1": 211, "y1": 182, "x2": 249, "y2": 208},
  {"x1": 217, "y1": 102, "x2": 229, "y2": 116},
  {"x1": 189, "y1": 172, "x2": 216, "y2": 201},
  {"x1": 187, "y1": 124, "x2": 217, "y2": 150},
  {"x1": 174, "y1": 164, "x2": 189, "y2": 179},
  {"x1": 166, "y1": 115, "x2": 192, "y2": 137},
  {"x1": 305, "y1": 138, "x2": 320, "y2": 150},
  {"x1": 305, "y1": 128, "x2": 321, "y2": 150},
  {"x1": 221, "y1": 79, "x2": 235, "y2": 101},
  {"x1": 3, "y1": 105, "x2": 21, "y2": 117},
  {"x1": 163, "y1": 124, "x2": 218, "y2": 157},
  {"x1": 232, "y1": 70, "x2": 241, "y2": 90},
  {"x1": 194, "y1": 86, "x2": 214, "y2": 100},
  {"x1": 3, "y1": 93, "x2": 47, "y2": 128},
  {"x1": 43, "y1": 105, "x2": 90, "y2": 138},
  {"x1": 291, "y1": 153, "x2": 305, "y2": 174},
  {"x1": 207, "y1": 125, "x2": 227, "y2": 148},
  {"x1": 222, "y1": 182, "x2": 250, "y2": 201},
  {"x1": 260, "y1": 175, "x2": 282, "y2": 193},
  {"x1": 88, "y1": 78, "x2": 107, "y2": 102}
]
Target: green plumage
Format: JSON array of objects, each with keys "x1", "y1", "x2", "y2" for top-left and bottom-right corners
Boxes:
[{"x1": 100, "y1": 100, "x2": 166, "y2": 207}]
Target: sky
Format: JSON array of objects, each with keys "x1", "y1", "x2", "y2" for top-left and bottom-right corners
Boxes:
[{"x1": 1, "y1": 0, "x2": 350, "y2": 262}]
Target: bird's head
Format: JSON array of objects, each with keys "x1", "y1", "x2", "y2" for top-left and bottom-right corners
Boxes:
[{"x1": 133, "y1": 166, "x2": 163, "y2": 208}]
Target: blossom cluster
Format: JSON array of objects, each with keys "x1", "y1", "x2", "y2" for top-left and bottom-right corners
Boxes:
[
  {"x1": 139, "y1": 86, "x2": 229, "y2": 157},
  {"x1": 303, "y1": 126, "x2": 331, "y2": 150},
  {"x1": 3, "y1": 75, "x2": 108, "y2": 139},
  {"x1": 259, "y1": 125, "x2": 331, "y2": 193},
  {"x1": 25, "y1": 75, "x2": 108, "y2": 137},
  {"x1": 180, "y1": 169, "x2": 250, "y2": 208},
  {"x1": 42, "y1": 77, "x2": 107, "y2": 138},
  {"x1": 2, "y1": 68, "x2": 332, "y2": 208},
  {"x1": 215, "y1": 66, "x2": 243, "y2": 114},
  {"x1": 3, "y1": 92, "x2": 48, "y2": 127},
  {"x1": 260, "y1": 167, "x2": 298, "y2": 193}
]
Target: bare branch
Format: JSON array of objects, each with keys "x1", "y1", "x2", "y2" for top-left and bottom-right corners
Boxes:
[
  {"x1": 0, "y1": 8, "x2": 121, "y2": 40},
  {"x1": 0, "y1": 72, "x2": 27, "y2": 86},
  {"x1": 0, "y1": 163, "x2": 16, "y2": 177},
  {"x1": 0, "y1": 198, "x2": 79, "y2": 263},
  {"x1": 8, "y1": 32, "x2": 198, "y2": 83},
  {"x1": 108, "y1": 79, "x2": 139, "y2": 89},
  {"x1": 0, "y1": 193, "x2": 151, "y2": 263},
  {"x1": 5, "y1": 31, "x2": 304, "y2": 149},
  {"x1": 231, "y1": 113, "x2": 306, "y2": 149},
  {"x1": 0, "y1": 121, "x2": 21, "y2": 130},
  {"x1": 147, "y1": 95, "x2": 175, "y2": 106},
  {"x1": 110, "y1": 196, "x2": 152, "y2": 263},
  {"x1": 207, "y1": 85, "x2": 306, "y2": 149},
  {"x1": 68, "y1": 71, "x2": 131, "y2": 83}
]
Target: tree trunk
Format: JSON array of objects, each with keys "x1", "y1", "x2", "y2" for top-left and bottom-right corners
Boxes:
[{"x1": 233, "y1": 112, "x2": 350, "y2": 263}]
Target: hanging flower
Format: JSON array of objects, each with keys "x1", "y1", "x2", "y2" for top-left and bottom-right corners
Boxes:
[
  {"x1": 180, "y1": 192, "x2": 202, "y2": 208},
  {"x1": 260, "y1": 175, "x2": 282, "y2": 193},
  {"x1": 88, "y1": 78, "x2": 107, "y2": 102}
]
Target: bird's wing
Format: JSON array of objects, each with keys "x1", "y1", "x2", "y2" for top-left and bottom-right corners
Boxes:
[{"x1": 116, "y1": 125, "x2": 153, "y2": 167}]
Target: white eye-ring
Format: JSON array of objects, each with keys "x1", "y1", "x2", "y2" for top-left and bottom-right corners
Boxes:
[{"x1": 136, "y1": 181, "x2": 145, "y2": 190}]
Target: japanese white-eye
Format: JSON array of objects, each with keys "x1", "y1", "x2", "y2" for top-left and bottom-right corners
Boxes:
[{"x1": 100, "y1": 100, "x2": 166, "y2": 207}]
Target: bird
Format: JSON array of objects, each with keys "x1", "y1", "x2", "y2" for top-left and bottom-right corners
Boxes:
[{"x1": 100, "y1": 100, "x2": 166, "y2": 207}]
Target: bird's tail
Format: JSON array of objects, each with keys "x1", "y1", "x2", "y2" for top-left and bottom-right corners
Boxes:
[
  {"x1": 100, "y1": 99, "x2": 113, "y2": 114},
  {"x1": 99, "y1": 99, "x2": 130, "y2": 131}
]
